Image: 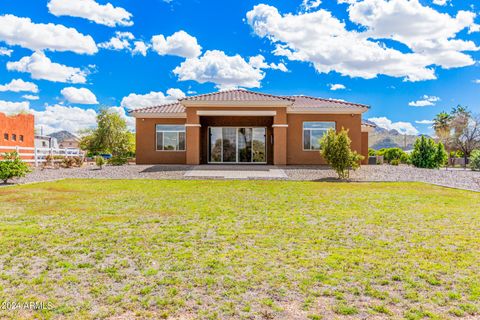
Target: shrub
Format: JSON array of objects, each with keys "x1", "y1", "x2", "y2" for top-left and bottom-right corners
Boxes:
[
  {"x1": 377, "y1": 148, "x2": 406, "y2": 163},
  {"x1": 72, "y1": 156, "x2": 84, "y2": 167},
  {"x1": 320, "y1": 128, "x2": 364, "y2": 179},
  {"x1": 368, "y1": 148, "x2": 376, "y2": 156},
  {"x1": 0, "y1": 152, "x2": 31, "y2": 184},
  {"x1": 400, "y1": 153, "x2": 410, "y2": 164},
  {"x1": 108, "y1": 155, "x2": 128, "y2": 166},
  {"x1": 61, "y1": 157, "x2": 75, "y2": 168},
  {"x1": 411, "y1": 136, "x2": 447, "y2": 169},
  {"x1": 470, "y1": 150, "x2": 480, "y2": 171},
  {"x1": 95, "y1": 156, "x2": 106, "y2": 169},
  {"x1": 390, "y1": 159, "x2": 400, "y2": 166}
]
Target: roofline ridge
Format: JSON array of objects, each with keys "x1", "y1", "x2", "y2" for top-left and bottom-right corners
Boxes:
[
  {"x1": 287, "y1": 95, "x2": 370, "y2": 108},
  {"x1": 127, "y1": 101, "x2": 182, "y2": 113},
  {"x1": 179, "y1": 88, "x2": 295, "y2": 102}
]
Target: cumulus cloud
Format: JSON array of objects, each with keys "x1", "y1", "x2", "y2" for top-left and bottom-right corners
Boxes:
[
  {"x1": 302, "y1": 0, "x2": 322, "y2": 11},
  {"x1": 173, "y1": 50, "x2": 268, "y2": 89},
  {"x1": 0, "y1": 79, "x2": 38, "y2": 93},
  {"x1": 7, "y1": 52, "x2": 87, "y2": 84},
  {"x1": 0, "y1": 47, "x2": 12, "y2": 56},
  {"x1": 47, "y1": 0, "x2": 133, "y2": 27},
  {"x1": 408, "y1": 95, "x2": 440, "y2": 107},
  {"x1": 61, "y1": 87, "x2": 98, "y2": 105},
  {"x1": 432, "y1": 0, "x2": 448, "y2": 6},
  {"x1": 329, "y1": 83, "x2": 346, "y2": 90},
  {"x1": 246, "y1": 2, "x2": 479, "y2": 82},
  {"x1": 415, "y1": 120, "x2": 434, "y2": 124},
  {"x1": 34, "y1": 104, "x2": 98, "y2": 134},
  {"x1": 368, "y1": 116, "x2": 419, "y2": 135},
  {"x1": 248, "y1": 55, "x2": 288, "y2": 72},
  {"x1": 474, "y1": 79, "x2": 480, "y2": 84},
  {"x1": 0, "y1": 14, "x2": 97, "y2": 54},
  {"x1": 152, "y1": 31, "x2": 202, "y2": 58},
  {"x1": 22, "y1": 94, "x2": 39, "y2": 100},
  {"x1": 0, "y1": 100, "x2": 30, "y2": 114},
  {"x1": 99, "y1": 32, "x2": 149, "y2": 56},
  {"x1": 121, "y1": 88, "x2": 186, "y2": 109}
]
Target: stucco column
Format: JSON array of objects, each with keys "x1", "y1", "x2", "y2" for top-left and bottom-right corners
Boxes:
[
  {"x1": 186, "y1": 124, "x2": 201, "y2": 165},
  {"x1": 273, "y1": 125, "x2": 287, "y2": 165}
]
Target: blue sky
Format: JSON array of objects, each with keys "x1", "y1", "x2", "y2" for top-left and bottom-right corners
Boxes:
[{"x1": 0, "y1": 0, "x2": 479, "y2": 135}]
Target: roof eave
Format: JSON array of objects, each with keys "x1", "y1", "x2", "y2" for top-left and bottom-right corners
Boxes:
[{"x1": 129, "y1": 112, "x2": 186, "y2": 119}]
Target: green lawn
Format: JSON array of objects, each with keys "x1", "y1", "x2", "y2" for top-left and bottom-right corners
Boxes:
[{"x1": 0, "y1": 180, "x2": 479, "y2": 319}]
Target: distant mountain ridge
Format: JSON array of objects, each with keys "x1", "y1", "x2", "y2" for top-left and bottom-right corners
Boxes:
[
  {"x1": 47, "y1": 130, "x2": 78, "y2": 143},
  {"x1": 364, "y1": 120, "x2": 428, "y2": 150}
]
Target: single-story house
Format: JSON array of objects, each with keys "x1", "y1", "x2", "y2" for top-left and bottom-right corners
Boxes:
[{"x1": 129, "y1": 89, "x2": 372, "y2": 165}]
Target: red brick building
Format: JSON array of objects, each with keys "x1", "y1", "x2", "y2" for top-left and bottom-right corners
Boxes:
[{"x1": 0, "y1": 112, "x2": 35, "y2": 151}]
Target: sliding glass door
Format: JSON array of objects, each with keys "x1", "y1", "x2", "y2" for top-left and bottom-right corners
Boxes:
[{"x1": 208, "y1": 127, "x2": 266, "y2": 163}]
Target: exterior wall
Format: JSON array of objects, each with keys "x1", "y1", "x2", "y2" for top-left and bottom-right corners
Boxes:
[
  {"x1": 0, "y1": 112, "x2": 35, "y2": 151},
  {"x1": 135, "y1": 117, "x2": 186, "y2": 164},
  {"x1": 361, "y1": 131, "x2": 369, "y2": 165},
  {"x1": 286, "y1": 113, "x2": 362, "y2": 165},
  {"x1": 59, "y1": 139, "x2": 79, "y2": 149}
]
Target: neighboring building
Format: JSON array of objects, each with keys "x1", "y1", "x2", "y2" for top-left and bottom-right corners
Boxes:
[
  {"x1": 48, "y1": 130, "x2": 80, "y2": 149},
  {"x1": 0, "y1": 112, "x2": 34, "y2": 149},
  {"x1": 34, "y1": 135, "x2": 58, "y2": 149},
  {"x1": 129, "y1": 89, "x2": 372, "y2": 165}
]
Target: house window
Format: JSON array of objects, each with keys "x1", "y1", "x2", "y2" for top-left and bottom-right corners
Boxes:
[
  {"x1": 3, "y1": 133, "x2": 8, "y2": 140},
  {"x1": 303, "y1": 122, "x2": 336, "y2": 150},
  {"x1": 12, "y1": 134, "x2": 16, "y2": 141},
  {"x1": 42, "y1": 141, "x2": 47, "y2": 147},
  {"x1": 156, "y1": 125, "x2": 186, "y2": 151},
  {"x1": 19, "y1": 135, "x2": 24, "y2": 142}
]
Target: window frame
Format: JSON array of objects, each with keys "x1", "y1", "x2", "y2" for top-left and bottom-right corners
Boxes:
[
  {"x1": 11, "y1": 134, "x2": 17, "y2": 141},
  {"x1": 19, "y1": 135, "x2": 24, "y2": 142},
  {"x1": 155, "y1": 124, "x2": 186, "y2": 152},
  {"x1": 302, "y1": 121, "x2": 336, "y2": 151},
  {"x1": 3, "y1": 133, "x2": 8, "y2": 141}
]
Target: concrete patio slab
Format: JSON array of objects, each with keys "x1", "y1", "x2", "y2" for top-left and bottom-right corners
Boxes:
[{"x1": 184, "y1": 165, "x2": 288, "y2": 179}]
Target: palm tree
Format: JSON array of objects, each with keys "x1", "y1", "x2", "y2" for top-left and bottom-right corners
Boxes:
[{"x1": 433, "y1": 112, "x2": 452, "y2": 167}]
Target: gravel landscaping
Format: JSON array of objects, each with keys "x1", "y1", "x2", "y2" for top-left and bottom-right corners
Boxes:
[{"x1": 4, "y1": 163, "x2": 480, "y2": 191}]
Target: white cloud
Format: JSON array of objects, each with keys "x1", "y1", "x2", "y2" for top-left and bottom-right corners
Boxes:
[
  {"x1": 302, "y1": 0, "x2": 322, "y2": 11},
  {"x1": 368, "y1": 116, "x2": 419, "y2": 135},
  {"x1": 0, "y1": 100, "x2": 30, "y2": 114},
  {"x1": 248, "y1": 55, "x2": 288, "y2": 72},
  {"x1": 0, "y1": 79, "x2": 38, "y2": 93},
  {"x1": 22, "y1": 94, "x2": 39, "y2": 100},
  {"x1": 152, "y1": 30, "x2": 202, "y2": 58},
  {"x1": 0, "y1": 47, "x2": 12, "y2": 56},
  {"x1": 99, "y1": 32, "x2": 149, "y2": 56},
  {"x1": 132, "y1": 41, "x2": 149, "y2": 56},
  {"x1": 173, "y1": 50, "x2": 267, "y2": 89},
  {"x1": 7, "y1": 52, "x2": 87, "y2": 84},
  {"x1": 34, "y1": 104, "x2": 98, "y2": 134},
  {"x1": 99, "y1": 32, "x2": 133, "y2": 51},
  {"x1": 474, "y1": 79, "x2": 480, "y2": 84},
  {"x1": 348, "y1": 0, "x2": 479, "y2": 69},
  {"x1": 120, "y1": 88, "x2": 186, "y2": 109},
  {"x1": 415, "y1": 119, "x2": 434, "y2": 124},
  {"x1": 246, "y1": 2, "x2": 479, "y2": 82},
  {"x1": 47, "y1": 0, "x2": 133, "y2": 27},
  {"x1": 61, "y1": 87, "x2": 98, "y2": 105},
  {"x1": 329, "y1": 83, "x2": 346, "y2": 90},
  {"x1": 408, "y1": 95, "x2": 440, "y2": 107},
  {"x1": 433, "y1": 0, "x2": 448, "y2": 6},
  {"x1": 0, "y1": 14, "x2": 97, "y2": 54}
]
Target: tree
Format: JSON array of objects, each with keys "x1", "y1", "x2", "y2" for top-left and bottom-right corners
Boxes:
[
  {"x1": 411, "y1": 136, "x2": 446, "y2": 169},
  {"x1": 80, "y1": 109, "x2": 134, "y2": 157},
  {"x1": 320, "y1": 128, "x2": 364, "y2": 179},
  {"x1": 0, "y1": 152, "x2": 31, "y2": 184},
  {"x1": 450, "y1": 113, "x2": 480, "y2": 168}
]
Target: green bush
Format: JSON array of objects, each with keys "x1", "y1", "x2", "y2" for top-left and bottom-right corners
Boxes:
[
  {"x1": 0, "y1": 152, "x2": 31, "y2": 184},
  {"x1": 368, "y1": 148, "x2": 376, "y2": 156},
  {"x1": 470, "y1": 150, "x2": 480, "y2": 171},
  {"x1": 108, "y1": 155, "x2": 128, "y2": 166},
  {"x1": 390, "y1": 159, "x2": 400, "y2": 166},
  {"x1": 320, "y1": 128, "x2": 364, "y2": 179},
  {"x1": 400, "y1": 153, "x2": 410, "y2": 164},
  {"x1": 377, "y1": 148, "x2": 406, "y2": 163},
  {"x1": 95, "y1": 156, "x2": 106, "y2": 169},
  {"x1": 411, "y1": 136, "x2": 447, "y2": 169}
]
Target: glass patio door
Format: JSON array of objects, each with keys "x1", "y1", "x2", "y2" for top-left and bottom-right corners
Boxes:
[{"x1": 208, "y1": 127, "x2": 266, "y2": 163}]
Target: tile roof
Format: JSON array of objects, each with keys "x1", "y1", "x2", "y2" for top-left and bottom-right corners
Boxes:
[
  {"x1": 286, "y1": 95, "x2": 369, "y2": 110},
  {"x1": 128, "y1": 90, "x2": 369, "y2": 114},
  {"x1": 180, "y1": 89, "x2": 294, "y2": 102}
]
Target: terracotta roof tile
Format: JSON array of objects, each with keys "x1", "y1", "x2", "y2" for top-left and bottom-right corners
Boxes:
[
  {"x1": 180, "y1": 89, "x2": 294, "y2": 102},
  {"x1": 128, "y1": 102, "x2": 185, "y2": 114},
  {"x1": 286, "y1": 95, "x2": 369, "y2": 109}
]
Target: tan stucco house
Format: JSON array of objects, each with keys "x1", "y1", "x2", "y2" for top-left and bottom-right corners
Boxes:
[{"x1": 129, "y1": 89, "x2": 373, "y2": 165}]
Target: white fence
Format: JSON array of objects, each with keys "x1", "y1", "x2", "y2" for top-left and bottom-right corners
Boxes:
[{"x1": 0, "y1": 145, "x2": 83, "y2": 166}]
